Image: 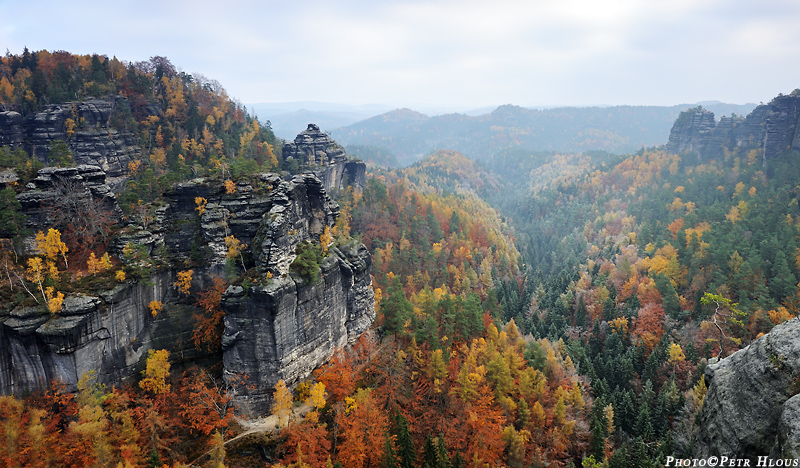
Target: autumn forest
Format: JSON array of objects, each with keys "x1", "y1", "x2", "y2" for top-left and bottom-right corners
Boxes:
[{"x1": 1, "y1": 49, "x2": 799, "y2": 468}]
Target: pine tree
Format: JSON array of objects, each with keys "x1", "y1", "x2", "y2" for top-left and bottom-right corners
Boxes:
[
  {"x1": 630, "y1": 437, "x2": 653, "y2": 468},
  {"x1": 380, "y1": 432, "x2": 399, "y2": 468},
  {"x1": 770, "y1": 252, "x2": 796, "y2": 301},
  {"x1": 381, "y1": 278, "x2": 413, "y2": 338},
  {"x1": 436, "y1": 433, "x2": 451, "y2": 468},
  {"x1": 451, "y1": 452, "x2": 465, "y2": 468},
  {"x1": 654, "y1": 273, "x2": 681, "y2": 318},
  {"x1": 635, "y1": 405, "x2": 654, "y2": 442},
  {"x1": 421, "y1": 436, "x2": 437, "y2": 468},
  {"x1": 394, "y1": 413, "x2": 416, "y2": 468}
]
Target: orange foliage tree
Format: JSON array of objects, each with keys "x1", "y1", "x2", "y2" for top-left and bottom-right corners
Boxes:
[{"x1": 192, "y1": 277, "x2": 227, "y2": 352}]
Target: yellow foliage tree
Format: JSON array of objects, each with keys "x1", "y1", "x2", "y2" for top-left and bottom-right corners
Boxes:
[
  {"x1": 150, "y1": 148, "x2": 167, "y2": 168},
  {"x1": 225, "y1": 236, "x2": 246, "y2": 269},
  {"x1": 175, "y1": 270, "x2": 193, "y2": 296},
  {"x1": 149, "y1": 300, "x2": 163, "y2": 318},
  {"x1": 307, "y1": 382, "x2": 327, "y2": 410},
  {"x1": 65, "y1": 118, "x2": 76, "y2": 139},
  {"x1": 127, "y1": 160, "x2": 142, "y2": 176},
  {"x1": 0, "y1": 76, "x2": 14, "y2": 102},
  {"x1": 604, "y1": 404, "x2": 615, "y2": 435},
  {"x1": 139, "y1": 349, "x2": 171, "y2": 394},
  {"x1": 733, "y1": 181, "x2": 746, "y2": 198},
  {"x1": 26, "y1": 257, "x2": 46, "y2": 299},
  {"x1": 34, "y1": 228, "x2": 69, "y2": 269},
  {"x1": 195, "y1": 197, "x2": 208, "y2": 216},
  {"x1": 726, "y1": 206, "x2": 741, "y2": 224},
  {"x1": 115, "y1": 270, "x2": 126, "y2": 282},
  {"x1": 320, "y1": 226, "x2": 333, "y2": 255},
  {"x1": 609, "y1": 316, "x2": 629, "y2": 335},
  {"x1": 87, "y1": 252, "x2": 102, "y2": 275},
  {"x1": 272, "y1": 379, "x2": 293, "y2": 428},
  {"x1": 44, "y1": 287, "x2": 64, "y2": 315},
  {"x1": 100, "y1": 253, "x2": 112, "y2": 270},
  {"x1": 668, "y1": 343, "x2": 685, "y2": 363},
  {"x1": 554, "y1": 395, "x2": 566, "y2": 425},
  {"x1": 224, "y1": 179, "x2": 236, "y2": 194}
]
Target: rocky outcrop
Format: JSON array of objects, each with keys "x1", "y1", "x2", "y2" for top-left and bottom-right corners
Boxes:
[
  {"x1": 694, "y1": 318, "x2": 800, "y2": 457},
  {"x1": 251, "y1": 173, "x2": 340, "y2": 275},
  {"x1": 666, "y1": 107, "x2": 717, "y2": 158},
  {"x1": 0, "y1": 273, "x2": 172, "y2": 395},
  {"x1": 2, "y1": 164, "x2": 375, "y2": 417},
  {"x1": 0, "y1": 97, "x2": 143, "y2": 188},
  {"x1": 222, "y1": 241, "x2": 374, "y2": 417},
  {"x1": 283, "y1": 123, "x2": 367, "y2": 192},
  {"x1": 17, "y1": 165, "x2": 122, "y2": 249},
  {"x1": 763, "y1": 94, "x2": 800, "y2": 161},
  {"x1": 151, "y1": 171, "x2": 375, "y2": 417},
  {"x1": 154, "y1": 172, "x2": 341, "y2": 272},
  {"x1": 665, "y1": 91, "x2": 800, "y2": 163}
]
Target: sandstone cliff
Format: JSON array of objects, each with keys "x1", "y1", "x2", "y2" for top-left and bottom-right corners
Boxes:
[
  {"x1": 161, "y1": 171, "x2": 374, "y2": 416},
  {"x1": 222, "y1": 240, "x2": 374, "y2": 417},
  {"x1": 0, "y1": 97, "x2": 144, "y2": 188},
  {"x1": 283, "y1": 123, "x2": 367, "y2": 192},
  {"x1": 694, "y1": 317, "x2": 800, "y2": 457},
  {"x1": 0, "y1": 272, "x2": 173, "y2": 394},
  {"x1": 665, "y1": 91, "x2": 800, "y2": 163},
  {"x1": 1, "y1": 165, "x2": 375, "y2": 418}
]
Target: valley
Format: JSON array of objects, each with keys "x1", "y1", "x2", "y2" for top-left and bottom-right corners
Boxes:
[{"x1": 0, "y1": 49, "x2": 799, "y2": 467}]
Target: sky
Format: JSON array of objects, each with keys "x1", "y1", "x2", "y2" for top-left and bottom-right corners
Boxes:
[{"x1": 2, "y1": 0, "x2": 800, "y2": 112}]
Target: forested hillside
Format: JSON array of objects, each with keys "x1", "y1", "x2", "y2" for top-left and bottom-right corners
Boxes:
[
  {"x1": 367, "y1": 96, "x2": 800, "y2": 465},
  {"x1": 1, "y1": 48, "x2": 798, "y2": 467},
  {"x1": 0, "y1": 48, "x2": 282, "y2": 212},
  {"x1": 331, "y1": 102, "x2": 756, "y2": 166}
]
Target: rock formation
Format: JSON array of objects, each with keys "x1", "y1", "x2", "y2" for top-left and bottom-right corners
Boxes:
[
  {"x1": 665, "y1": 107, "x2": 717, "y2": 158},
  {"x1": 0, "y1": 97, "x2": 144, "y2": 188},
  {"x1": 763, "y1": 93, "x2": 800, "y2": 162},
  {"x1": 665, "y1": 91, "x2": 800, "y2": 163},
  {"x1": 694, "y1": 317, "x2": 800, "y2": 457},
  {"x1": 283, "y1": 123, "x2": 367, "y2": 192},
  {"x1": 0, "y1": 272, "x2": 173, "y2": 395},
  {"x1": 1, "y1": 164, "x2": 375, "y2": 419},
  {"x1": 17, "y1": 164, "x2": 122, "y2": 249},
  {"x1": 222, "y1": 240, "x2": 374, "y2": 417}
]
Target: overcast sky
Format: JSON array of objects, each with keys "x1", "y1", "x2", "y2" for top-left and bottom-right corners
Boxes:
[{"x1": 2, "y1": 0, "x2": 799, "y2": 112}]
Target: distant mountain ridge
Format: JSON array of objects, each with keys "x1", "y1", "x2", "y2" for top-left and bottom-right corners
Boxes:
[
  {"x1": 248, "y1": 101, "x2": 394, "y2": 140},
  {"x1": 330, "y1": 102, "x2": 757, "y2": 165}
]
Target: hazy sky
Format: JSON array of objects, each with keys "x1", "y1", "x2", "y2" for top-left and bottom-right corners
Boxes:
[{"x1": 2, "y1": 0, "x2": 799, "y2": 111}]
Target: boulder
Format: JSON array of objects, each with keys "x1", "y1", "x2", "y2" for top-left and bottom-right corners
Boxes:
[{"x1": 694, "y1": 317, "x2": 800, "y2": 457}]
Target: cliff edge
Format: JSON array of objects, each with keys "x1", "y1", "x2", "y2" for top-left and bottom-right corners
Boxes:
[{"x1": 694, "y1": 317, "x2": 800, "y2": 457}]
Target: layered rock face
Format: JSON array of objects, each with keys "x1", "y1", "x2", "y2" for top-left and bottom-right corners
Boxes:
[
  {"x1": 763, "y1": 94, "x2": 800, "y2": 162},
  {"x1": 222, "y1": 241, "x2": 374, "y2": 417},
  {"x1": 0, "y1": 273, "x2": 172, "y2": 395},
  {"x1": 283, "y1": 123, "x2": 367, "y2": 192},
  {"x1": 665, "y1": 107, "x2": 717, "y2": 158},
  {"x1": 2, "y1": 165, "x2": 375, "y2": 417},
  {"x1": 17, "y1": 164, "x2": 122, "y2": 248},
  {"x1": 0, "y1": 97, "x2": 143, "y2": 187},
  {"x1": 665, "y1": 91, "x2": 800, "y2": 163},
  {"x1": 694, "y1": 318, "x2": 800, "y2": 457},
  {"x1": 161, "y1": 173, "x2": 374, "y2": 417}
]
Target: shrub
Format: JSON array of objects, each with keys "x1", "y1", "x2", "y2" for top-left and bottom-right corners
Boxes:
[{"x1": 290, "y1": 241, "x2": 322, "y2": 284}]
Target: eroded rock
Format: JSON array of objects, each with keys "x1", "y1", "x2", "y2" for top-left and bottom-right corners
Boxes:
[{"x1": 694, "y1": 317, "x2": 800, "y2": 457}]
